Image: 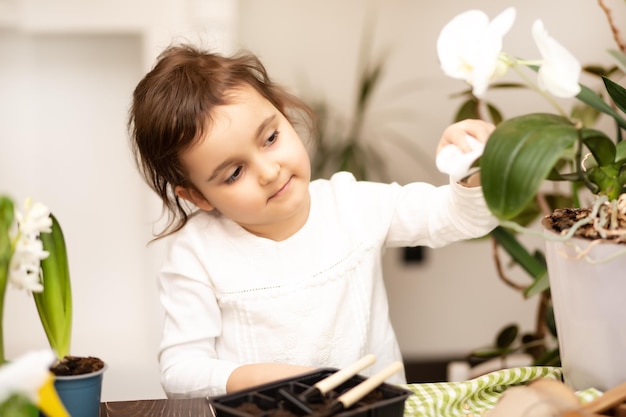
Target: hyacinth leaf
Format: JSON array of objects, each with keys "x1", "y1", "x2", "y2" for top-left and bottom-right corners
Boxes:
[
  {"x1": 0, "y1": 197, "x2": 12, "y2": 272},
  {"x1": 35, "y1": 214, "x2": 72, "y2": 360},
  {"x1": 0, "y1": 197, "x2": 14, "y2": 364},
  {"x1": 481, "y1": 113, "x2": 578, "y2": 220}
]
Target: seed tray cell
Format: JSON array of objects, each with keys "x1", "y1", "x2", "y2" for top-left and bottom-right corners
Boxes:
[{"x1": 210, "y1": 368, "x2": 412, "y2": 417}]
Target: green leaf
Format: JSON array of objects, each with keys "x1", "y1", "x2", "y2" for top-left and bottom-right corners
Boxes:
[
  {"x1": 0, "y1": 197, "x2": 13, "y2": 271},
  {"x1": 486, "y1": 102, "x2": 504, "y2": 125},
  {"x1": 491, "y1": 226, "x2": 547, "y2": 281},
  {"x1": 35, "y1": 214, "x2": 72, "y2": 359},
  {"x1": 583, "y1": 129, "x2": 616, "y2": 166},
  {"x1": 0, "y1": 394, "x2": 39, "y2": 417},
  {"x1": 470, "y1": 347, "x2": 509, "y2": 359},
  {"x1": 524, "y1": 272, "x2": 550, "y2": 298},
  {"x1": 571, "y1": 101, "x2": 601, "y2": 128},
  {"x1": 496, "y1": 324, "x2": 519, "y2": 349},
  {"x1": 615, "y1": 140, "x2": 626, "y2": 163},
  {"x1": 0, "y1": 196, "x2": 14, "y2": 364},
  {"x1": 545, "y1": 304, "x2": 557, "y2": 338},
  {"x1": 533, "y1": 347, "x2": 560, "y2": 367},
  {"x1": 454, "y1": 98, "x2": 479, "y2": 122},
  {"x1": 577, "y1": 82, "x2": 626, "y2": 129},
  {"x1": 603, "y1": 76, "x2": 626, "y2": 115},
  {"x1": 481, "y1": 114, "x2": 578, "y2": 220}
]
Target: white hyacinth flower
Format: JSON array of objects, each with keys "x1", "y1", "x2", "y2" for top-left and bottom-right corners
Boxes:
[
  {"x1": 15, "y1": 198, "x2": 52, "y2": 236},
  {"x1": 437, "y1": 7, "x2": 516, "y2": 97},
  {"x1": 532, "y1": 20, "x2": 581, "y2": 98},
  {"x1": 8, "y1": 199, "x2": 52, "y2": 292}
]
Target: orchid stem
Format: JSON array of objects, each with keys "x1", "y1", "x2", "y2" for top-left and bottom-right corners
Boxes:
[{"x1": 508, "y1": 59, "x2": 570, "y2": 118}]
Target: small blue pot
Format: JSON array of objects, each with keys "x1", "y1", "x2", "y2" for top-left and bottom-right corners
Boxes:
[{"x1": 51, "y1": 364, "x2": 107, "y2": 417}]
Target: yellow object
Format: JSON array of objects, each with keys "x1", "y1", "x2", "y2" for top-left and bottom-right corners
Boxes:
[{"x1": 37, "y1": 374, "x2": 69, "y2": 417}]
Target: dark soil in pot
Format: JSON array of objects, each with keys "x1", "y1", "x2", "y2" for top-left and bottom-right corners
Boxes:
[
  {"x1": 51, "y1": 356, "x2": 105, "y2": 376},
  {"x1": 542, "y1": 207, "x2": 626, "y2": 243}
]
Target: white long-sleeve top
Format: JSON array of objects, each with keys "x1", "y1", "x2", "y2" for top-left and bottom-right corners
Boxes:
[{"x1": 158, "y1": 172, "x2": 498, "y2": 397}]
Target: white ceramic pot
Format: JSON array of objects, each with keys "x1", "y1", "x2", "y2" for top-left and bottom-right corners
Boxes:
[{"x1": 544, "y1": 233, "x2": 626, "y2": 392}]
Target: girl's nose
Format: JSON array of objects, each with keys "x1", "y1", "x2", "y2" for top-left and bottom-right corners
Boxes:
[{"x1": 257, "y1": 157, "x2": 280, "y2": 185}]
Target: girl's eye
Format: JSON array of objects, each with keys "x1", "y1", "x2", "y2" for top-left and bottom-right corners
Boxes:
[
  {"x1": 226, "y1": 166, "x2": 243, "y2": 184},
  {"x1": 265, "y1": 131, "x2": 279, "y2": 145}
]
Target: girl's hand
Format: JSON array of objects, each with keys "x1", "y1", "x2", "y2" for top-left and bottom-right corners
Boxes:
[
  {"x1": 436, "y1": 119, "x2": 495, "y2": 155},
  {"x1": 435, "y1": 119, "x2": 495, "y2": 187}
]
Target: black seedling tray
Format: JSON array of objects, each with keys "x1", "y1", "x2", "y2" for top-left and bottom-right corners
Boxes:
[{"x1": 209, "y1": 368, "x2": 412, "y2": 417}]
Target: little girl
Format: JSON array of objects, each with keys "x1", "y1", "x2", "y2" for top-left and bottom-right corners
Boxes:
[{"x1": 128, "y1": 44, "x2": 498, "y2": 398}]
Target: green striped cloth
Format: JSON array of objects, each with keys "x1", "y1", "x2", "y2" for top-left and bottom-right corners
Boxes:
[{"x1": 399, "y1": 367, "x2": 602, "y2": 417}]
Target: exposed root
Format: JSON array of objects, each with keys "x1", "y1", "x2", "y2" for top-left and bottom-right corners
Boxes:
[{"x1": 502, "y1": 195, "x2": 626, "y2": 264}]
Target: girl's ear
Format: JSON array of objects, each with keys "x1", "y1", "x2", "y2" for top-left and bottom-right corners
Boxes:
[{"x1": 175, "y1": 186, "x2": 215, "y2": 211}]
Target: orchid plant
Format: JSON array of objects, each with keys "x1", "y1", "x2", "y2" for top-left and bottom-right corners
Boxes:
[
  {"x1": 0, "y1": 196, "x2": 72, "y2": 365},
  {"x1": 436, "y1": 5, "x2": 626, "y2": 363},
  {"x1": 438, "y1": 6, "x2": 626, "y2": 223}
]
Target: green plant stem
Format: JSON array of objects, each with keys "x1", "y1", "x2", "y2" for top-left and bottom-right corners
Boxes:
[
  {"x1": 0, "y1": 271, "x2": 6, "y2": 365},
  {"x1": 508, "y1": 56, "x2": 571, "y2": 118}
]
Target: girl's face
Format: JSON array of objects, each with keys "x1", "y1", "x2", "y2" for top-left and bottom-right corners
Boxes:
[{"x1": 176, "y1": 85, "x2": 312, "y2": 241}]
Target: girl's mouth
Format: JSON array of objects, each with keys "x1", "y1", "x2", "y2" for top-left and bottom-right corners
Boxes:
[{"x1": 269, "y1": 176, "x2": 292, "y2": 200}]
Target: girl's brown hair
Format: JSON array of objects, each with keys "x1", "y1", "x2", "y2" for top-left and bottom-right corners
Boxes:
[{"x1": 128, "y1": 44, "x2": 314, "y2": 239}]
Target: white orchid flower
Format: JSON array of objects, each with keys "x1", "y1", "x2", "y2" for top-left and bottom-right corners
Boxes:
[
  {"x1": 532, "y1": 20, "x2": 581, "y2": 98},
  {"x1": 0, "y1": 350, "x2": 69, "y2": 417},
  {"x1": 437, "y1": 7, "x2": 516, "y2": 97}
]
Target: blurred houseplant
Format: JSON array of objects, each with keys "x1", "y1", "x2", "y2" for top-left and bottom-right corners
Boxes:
[
  {"x1": 306, "y1": 17, "x2": 429, "y2": 182},
  {"x1": 437, "y1": 3, "x2": 626, "y2": 390},
  {"x1": 0, "y1": 196, "x2": 105, "y2": 416}
]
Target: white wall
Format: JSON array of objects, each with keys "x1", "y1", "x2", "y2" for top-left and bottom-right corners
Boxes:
[
  {"x1": 0, "y1": 0, "x2": 621, "y2": 401},
  {"x1": 0, "y1": 0, "x2": 238, "y2": 401}
]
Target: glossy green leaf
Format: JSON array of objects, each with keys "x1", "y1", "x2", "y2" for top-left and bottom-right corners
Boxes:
[
  {"x1": 577, "y1": 83, "x2": 626, "y2": 129},
  {"x1": 491, "y1": 226, "x2": 546, "y2": 280},
  {"x1": 583, "y1": 129, "x2": 616, "y2": 166},
  {"x1": 524, "y1": 271, "x2": 550, "y2": 298},
  {"x1": 0, "y1": 196, "x2": 14, "y2": 364},
  {"x1": 603, "y1": 76, "x2": 626, "y2": 115},
  {"x1": 481, "y1": 114, "x2": 578, "y2": 220},
  {"x1": 0, "y1": 197, "x2": 13, "y2": 273},
  {"x1": 486, "y1": 102, "x2": 504, "y2": 125}
]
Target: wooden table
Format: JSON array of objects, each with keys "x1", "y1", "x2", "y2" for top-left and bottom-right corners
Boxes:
[{"x1": 100, "y1": 398, "x2": 216, "y2": 417}]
